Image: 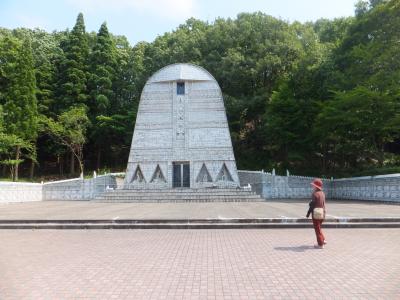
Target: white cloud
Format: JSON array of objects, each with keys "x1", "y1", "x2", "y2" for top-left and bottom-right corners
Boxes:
[{"x1": 66, "y1": 0, "x2": 197, "y2": 21}]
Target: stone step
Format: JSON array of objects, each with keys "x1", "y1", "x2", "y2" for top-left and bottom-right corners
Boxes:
[
  {"x1": 102, "y1": 189, "x2": 256, "y2": 194},
  {"x1": 96, "y1": 197, "x2": 261, "y2": 201},
  {"x1": 2, "y1": 217, "x2": 399, "y2": 224},
  {"x1": 98, "y1": 193, "x2": 258, "y2": 198},
  {"x1": 94, "y1": 199, "x2": 263, "y2": 203},
  {"x1": 93, "y1": 188, "x2": 262, "y2": 202},
  {"x1": 95, "y1": 199, "x2": 262, "y2": 203},
  {"x1": 95, "y1": 194, "x2": 261, "y2": 199},
  {"x1": 94, "y1": 196, "x2": 262, "y2": 202},
  {"x1": 1, "y1": 219, "x2": 399, "y2": 229}
]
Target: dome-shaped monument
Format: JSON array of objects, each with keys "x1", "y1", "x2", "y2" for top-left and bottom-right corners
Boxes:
[{"x1": 124, "y1": 63, "x2": 240, "y2": 189}]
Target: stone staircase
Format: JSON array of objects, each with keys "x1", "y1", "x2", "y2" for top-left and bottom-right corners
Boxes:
[{"x1": 93, "y1": 188, "x2": 263, "y2": 203}]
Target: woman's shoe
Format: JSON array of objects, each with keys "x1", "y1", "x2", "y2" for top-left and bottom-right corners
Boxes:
[{"x1": 314, "y1": 244, "x2": 324, "y2": 249}]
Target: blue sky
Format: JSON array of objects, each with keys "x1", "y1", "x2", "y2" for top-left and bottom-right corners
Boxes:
[{"x1": 0, "y1": 0, "x2": 358, "y2": 46}]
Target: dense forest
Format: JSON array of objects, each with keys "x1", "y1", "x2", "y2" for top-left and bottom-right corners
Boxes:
[{"x1": 0, "y1": 0, "x2": 399, "y2": 181}]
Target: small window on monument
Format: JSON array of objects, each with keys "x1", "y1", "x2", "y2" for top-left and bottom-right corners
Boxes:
[{"x1": 177, "y1": 82, "x2": 185, "y2": 95}]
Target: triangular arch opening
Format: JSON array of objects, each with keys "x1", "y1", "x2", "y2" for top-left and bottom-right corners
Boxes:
[
  {"x1": 150, "y1": 165, "x2": 167, "y2": 183},
  {"x1": 131, "y1": 165, "x2": 146, "y2": 183},
  {"x1": 216, "y1": 163, "x2": 233, "y2": 182},
  {"x1": 196, "y1": 163, "x2": 213, "y2": 183}
]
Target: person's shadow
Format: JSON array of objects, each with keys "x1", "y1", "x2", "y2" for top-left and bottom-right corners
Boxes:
[{"x1": 274, "y1": 245, "x2": 315, "y2": 252}]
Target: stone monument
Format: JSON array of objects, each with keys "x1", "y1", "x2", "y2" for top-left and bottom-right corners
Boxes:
[{"x1": 124, "y1": 63, "x2": 240, "y2": 189}]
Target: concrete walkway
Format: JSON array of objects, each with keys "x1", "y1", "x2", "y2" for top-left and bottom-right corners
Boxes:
[{"x1": 0, "y1": 200, "x2": 399, "y2": 220}]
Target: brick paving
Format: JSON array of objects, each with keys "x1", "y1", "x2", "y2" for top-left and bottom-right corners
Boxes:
[
  {"x1": 1, "y1": 200, "x2": 400, "y2": 220},
  {"x1": 0, "y1": 229, "x2": 399, "y2": 299}
]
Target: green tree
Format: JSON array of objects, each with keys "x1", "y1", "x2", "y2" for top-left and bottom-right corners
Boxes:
[
  {"x1": 315, "y1": 87, "x2": 400, "y2": 174},
  {"x1": 334, "y1": 0, "x2": 400, "y2": 92},
  {"x1": 87, "y1": 23, "x2": 118, "y2": 169},
  {"x1": 45, "y1": 107, "x2": 91, "y2": 176},
  {"x1": 53, "y1": 13, "x2": 90, "y2": 174},
  {"x1": 54, "y1": 13, "x2": 89, "y2": 113},
  {"x1": 0, "y1": 35, "x2": 38, "y2": 180},
  {"x1": 88, "y1": 22, "x2": 116, "y2": 116}
]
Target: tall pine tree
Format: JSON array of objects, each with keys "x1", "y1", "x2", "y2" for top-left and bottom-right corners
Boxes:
[
  {"x1": 0, "y1": 36, "x2": 38, "y2": 180},
  {"x1": 88, "y1": 22, "x2": 117, "y2": 170},
  {"x1": 88, "y1": 22, "x2": 116, "y2": 116},
  {"x1": 55, "y1": 13, "x2": 89, "y2": 112},
  {"x1": 54, "y1": 13, "x2": 89, "y2": 174}
]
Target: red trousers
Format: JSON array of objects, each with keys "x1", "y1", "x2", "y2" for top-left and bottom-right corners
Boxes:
[{"x1": 312, "y1": 219, "x2": 325, "y2": 246}]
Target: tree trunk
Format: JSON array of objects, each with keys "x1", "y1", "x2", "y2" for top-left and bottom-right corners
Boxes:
[
  {"x1": 14, "y1": 145, "x2": 21, "y2": 182},
  {"x1": 10, "y1": 165, "x2": 15, "y2": 182},
  {"x1": 78, "y1": 146, "x2": 84, "y2": 176},
  {"x1": 96, "y1": 148, "x2": 101, "y2": 171},
  {"x1": 1, "y1": 164, "x2": 6, "y2": 178},
  {"x1": 78, "y1": 160, "x2": 84, "y2": 176},
  {"x1": 58, "y1": 155, "x2": 64, "y2": 176},
  {"x1": 70, "y1": 151, "x2": 75, "y2": 176},
  {"x1": 29, "y1": 159, "x2": 35, "y2": 180},
  {"x1": 378, "y1": 145, "x2": 385, "y2": 168}
]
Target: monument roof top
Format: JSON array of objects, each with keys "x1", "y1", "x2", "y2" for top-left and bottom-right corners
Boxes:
[{"x1": 147, "y1": 63, "x2": 216, "y2": 83}]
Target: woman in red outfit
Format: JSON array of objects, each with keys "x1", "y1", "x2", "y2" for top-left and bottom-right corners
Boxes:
[{"x1": 307, "y1": 178, "x2": 326, "y2": 249}]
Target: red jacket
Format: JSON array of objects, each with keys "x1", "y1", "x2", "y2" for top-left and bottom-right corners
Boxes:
[
  {"x1": 312, "y1": 190, "x2": 325, "y2": 209},
  {"x1": 307, "y1": 190, "x2": 326, "y2": 218}
]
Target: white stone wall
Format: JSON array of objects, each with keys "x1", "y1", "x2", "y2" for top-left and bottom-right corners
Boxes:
[
  {"x1": 0, "y1": 175, "x2": 118, "y2": 203},
  {"x1": 1, "y1": 173, "x2": 399, "y2": 202},
  {"x1": 0, "y1": 182, "x2": 42, "y2": 203},
  {"x1": 331, "y1": 174, "x2": 400, "y2": 202},
  {"x1": 238, "y1": 171, "x2": 331, "y2": 199},
  {"x1": 43, "y1": 175, "x2": 117, "y2": 201},
  {"x1": 125, "y1": 63, "x2": 240, "y2": 189},
  {"x1": 238, "y1": 171, "x2": 400, "y2": 202}
]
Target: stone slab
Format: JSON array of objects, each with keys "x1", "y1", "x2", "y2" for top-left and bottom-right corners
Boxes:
[
  {"x1": 0, "y1": 229, "x2": 398, "y2": 299},
  {"x1": 1, "y1": 200, "x2": 400, "y2": 221}
]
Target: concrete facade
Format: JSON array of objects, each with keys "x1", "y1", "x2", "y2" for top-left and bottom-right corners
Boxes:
[{"x1": 124, "y1": 63, "x2": 240, "y2": 189}]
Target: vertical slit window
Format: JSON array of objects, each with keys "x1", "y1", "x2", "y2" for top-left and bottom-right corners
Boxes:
[{"x1": 177, "y1": 82, "x2": 185, "y2": 95}]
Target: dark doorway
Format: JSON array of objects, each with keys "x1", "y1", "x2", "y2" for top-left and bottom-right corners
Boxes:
[{"x1": 173, "y1": 162, "x2": 190, "y2": 188}]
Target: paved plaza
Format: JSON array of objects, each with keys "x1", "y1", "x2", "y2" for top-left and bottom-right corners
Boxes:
[
  {"x1": 0, "y1": 229, "x2": 399, "y2": 299},
  {"x1": 1, "y1": 200, "x2": 400, "y2": 220}
]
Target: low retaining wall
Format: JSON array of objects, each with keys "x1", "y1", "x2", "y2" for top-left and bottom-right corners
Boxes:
[
  {"x1": 42, "y1": 175, "x2": 117, "y2": 201},
  {"x1": 1, "y1": 172, "x2": 399, "y2": 203},
  {"x1": 0, "y1": 175, "x2": 117, "y2": 203},
  {"x1": 0, "y1": 182, "x2": 42, "y2": 203},
  {"x1": 331, "y1": 174, "x2": 400, "y2": 202},
  {"x1": 238, "y1": 171, "x2": 400, "y2": 202},
  {"x1": 238, "y1": 171, "x2": 332, "y2": 199}
]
